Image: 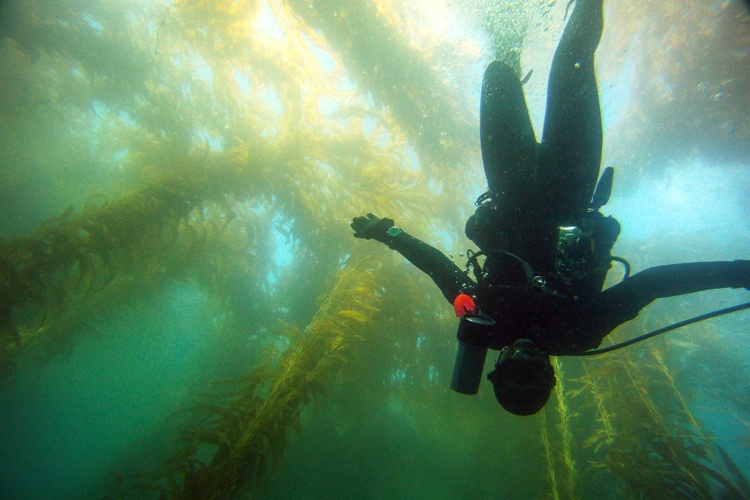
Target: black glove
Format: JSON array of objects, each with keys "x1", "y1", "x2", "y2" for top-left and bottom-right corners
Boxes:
[{"x1": 351, "y1": 213, "x2": 394, "y2": 242}]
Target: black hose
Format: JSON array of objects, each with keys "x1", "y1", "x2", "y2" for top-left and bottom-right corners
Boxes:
[{"x1": 609, "y1": 256, "x2": 630, "y2": 280}]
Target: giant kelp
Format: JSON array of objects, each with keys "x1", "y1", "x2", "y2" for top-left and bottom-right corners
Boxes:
[
  {"x1": 131, "y1": 260, "x2": 380, "y2": 499},
  {"x1": 0, "y1": 175, "x2": 207, "y2": 373},
  {"x1": 285, "y1": 0, "x2": 478, "y2": 171},
  {"x1": 537, "y1": 304, "x2": 750, "y2": 499},
  {"x1": 0, "y1": 0, "x2": 448, "y2": 375}
]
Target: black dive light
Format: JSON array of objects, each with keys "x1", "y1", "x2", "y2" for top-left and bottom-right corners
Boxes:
[{"x1": 449, "y1": 314, "x2": 494, "y2": 395}]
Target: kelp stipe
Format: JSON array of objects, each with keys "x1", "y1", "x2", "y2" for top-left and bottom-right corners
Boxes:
[
  {"x1": 538, "y1": 359, "x2": 578, "y2": 499},
  {"x1": 553, "y1": 358, "x2": 577, "y2": 497}
]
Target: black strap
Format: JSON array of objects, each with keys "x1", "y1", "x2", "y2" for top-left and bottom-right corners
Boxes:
[{"x1": 465, "y1": 249, "x2": 568, "y2": 297}]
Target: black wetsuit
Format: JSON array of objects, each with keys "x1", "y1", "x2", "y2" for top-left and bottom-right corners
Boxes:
[
  {"x1": 383, "y1": 226, "x2": 749, "y2": 354},
  {"x1": 374, "y1": 0, "x2": 750, "y2": 355}
]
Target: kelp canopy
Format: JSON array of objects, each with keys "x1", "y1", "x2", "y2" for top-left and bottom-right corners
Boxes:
[{"x1": 0, "y1": 0, "x2": 749, "y2": 498}]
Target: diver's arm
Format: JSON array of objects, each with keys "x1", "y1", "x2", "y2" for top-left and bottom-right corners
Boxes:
[
  {"x1": 351, "y1": 213, "x2": 473, "y2": 302},
  {"x1": 596, "y1": 260, "x2": 750, "y2": 332},
  {"x1": 385, "y1": 230, "x2": 474, "y2": 303}
]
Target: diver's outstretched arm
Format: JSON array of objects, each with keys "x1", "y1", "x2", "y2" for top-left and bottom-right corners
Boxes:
[
  {"x1": 351, "y1": 213, "x2": 473, "y2": 303},
  {"x1": 386, "y1": 231, "x2": 475, "y2": 304},
  {"x1": 594, "y1": 260, "x2": 750, "y2": 337}
]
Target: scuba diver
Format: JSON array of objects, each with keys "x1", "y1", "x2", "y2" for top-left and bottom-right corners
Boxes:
[{"x1": 350, "y1": 0, "x2": 750, "y2": 416}]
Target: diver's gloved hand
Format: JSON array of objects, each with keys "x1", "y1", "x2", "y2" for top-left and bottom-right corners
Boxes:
[{"x1": 351, "y1": 213, "x2": 394, "y2": 242}]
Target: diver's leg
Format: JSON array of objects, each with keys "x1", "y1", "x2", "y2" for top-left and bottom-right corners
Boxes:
[
  {"x1": 541, "y1": 0, "x2": 604, "y2": 215},
  {"x1": 480, "y1": 61, "x2": 537, "y2": 196}
]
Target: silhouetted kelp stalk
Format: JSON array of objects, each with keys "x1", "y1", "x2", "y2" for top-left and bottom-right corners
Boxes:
[
  {"x1": 135, "y1": 260, "x2": 379, "y2": 499},
  {"x1": 539, "y1": 358, "x2": 579, "y2": 499},
  {"x1": 539, "y1": 408, "x2": 560, "y2": 500},
  {"x1": 551, "y1": 358, "x2": 577, "y2": 497}
]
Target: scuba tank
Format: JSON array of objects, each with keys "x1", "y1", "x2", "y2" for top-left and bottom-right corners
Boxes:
[{"x1": 449, "y1": 293, "x2": 494, "y2": 395}]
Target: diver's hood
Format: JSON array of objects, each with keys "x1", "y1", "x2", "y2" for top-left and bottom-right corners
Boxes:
[{"x1": 488, "y1": 339, "x2": 556, "y2": 416}]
